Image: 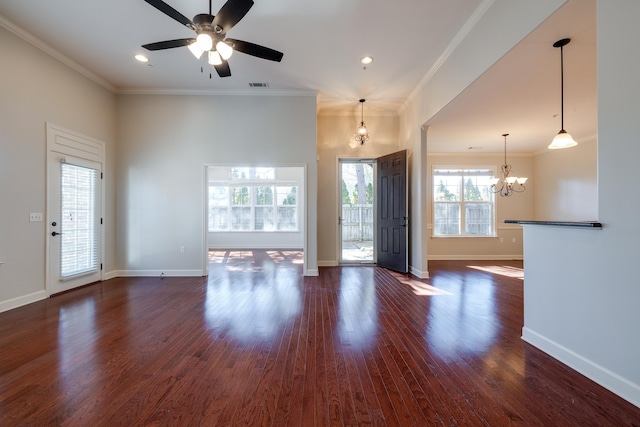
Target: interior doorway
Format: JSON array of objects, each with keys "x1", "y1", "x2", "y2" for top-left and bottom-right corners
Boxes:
[
  {"x1": 339, "y1": 159, "x2": 375, "y2": 264},
  {"x1": 203, "y1": 165, "x2": 306, "y2": 275}
]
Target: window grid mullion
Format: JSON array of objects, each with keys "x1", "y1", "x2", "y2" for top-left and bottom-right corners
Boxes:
[{"x1": 433, "y1": 167, "x2": 495, "y2": 237}]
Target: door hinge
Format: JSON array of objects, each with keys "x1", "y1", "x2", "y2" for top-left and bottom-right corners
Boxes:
[
  {"x1": 101, "y1": 218, "x2": 103, "y2": 225},
  {"x1": 101, "y1": 172, "x2": 103, "y2": 179},
  {"x1": 100, "y1": 263, "x2": 103, "y2": 271}
]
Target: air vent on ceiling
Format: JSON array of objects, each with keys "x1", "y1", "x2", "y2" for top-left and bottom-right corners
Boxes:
[{"x1": 249, "y1": 82, "x2": 269, "y2": 88}]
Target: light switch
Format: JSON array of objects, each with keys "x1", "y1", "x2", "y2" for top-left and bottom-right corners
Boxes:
[{"x1": 29, "y1": 212, "x2": 43, "y2": 222}]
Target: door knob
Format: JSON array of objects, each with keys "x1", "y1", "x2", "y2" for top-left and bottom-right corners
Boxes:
[{"x1": 51, "y1": 231, "x2": 63, "y2": 236}]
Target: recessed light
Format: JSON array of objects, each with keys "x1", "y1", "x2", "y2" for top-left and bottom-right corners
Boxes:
[
  {"x1": 360, "y1": 56, "x2": 373, "y2": 65},
  {"x1": 135, "y1": 54, "x2": 149, "y2": 63}
]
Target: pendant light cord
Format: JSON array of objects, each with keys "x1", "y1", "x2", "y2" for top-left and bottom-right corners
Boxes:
[
  {"x1": 560, "y1": 44, "x2": 564, "y2": 130},
  {"x1": 503, "y1": 135, "x2": 507, "y2": 165}
]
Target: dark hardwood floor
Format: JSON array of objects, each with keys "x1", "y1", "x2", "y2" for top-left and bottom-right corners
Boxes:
[{"x1": 1, "y1": 253, "x2": 639, "y2": 426}]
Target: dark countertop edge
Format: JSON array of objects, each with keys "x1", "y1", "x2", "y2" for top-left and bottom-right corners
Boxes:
[{"x1": 504, "y1": 220, "x2": 602, "y2": 228}]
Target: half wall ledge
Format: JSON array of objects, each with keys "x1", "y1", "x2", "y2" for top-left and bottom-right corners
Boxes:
[{"x1": 504, "y1": 220, "x2": 602, "y2": 229}]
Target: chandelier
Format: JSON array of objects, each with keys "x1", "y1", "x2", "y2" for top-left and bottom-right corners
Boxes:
[
  {"x1": 354, "y1": 99, "x2": 370, "y2": 145},
  {"x1": 490, "y1": 133, "x2": 527, "y2": 197}
]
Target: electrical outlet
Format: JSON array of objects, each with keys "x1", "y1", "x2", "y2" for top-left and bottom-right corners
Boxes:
[
  {"x1": 29, "y1": 212, "x2": 43, "y2": 222},
  {"x1": 499, "y1": 237, "x2": 504, "y2": 243},
  {"x1": 512, "y1": 237, "x2": 516, "y2": 243},
  {"x1": 180, "y1": 246, "x2": 185, "y2": 253}
]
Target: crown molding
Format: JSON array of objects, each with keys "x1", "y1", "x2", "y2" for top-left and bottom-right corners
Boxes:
[
  {"x1": 427, "y1": 151, "x2": 534, "y2": 157},
  {"x1": 115, "y1": 88, "x2": 318, "y2": 97},
  {"x1": 0, "y1": 14, "x2": 116, "y2": 93},
  {"x1": 400, "y1": 0, "x2": 496, "y2": 115}
]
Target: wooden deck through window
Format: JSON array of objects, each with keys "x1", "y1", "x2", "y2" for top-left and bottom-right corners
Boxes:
[{"x1": 1, "y1": 255, "x2": 639, "y2": 426}]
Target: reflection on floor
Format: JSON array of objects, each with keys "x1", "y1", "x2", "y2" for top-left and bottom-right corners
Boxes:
[
  {"x1": 208, "y1": 249, "x2": 303, "y2": 272},
  {"x1": 205, "y1": 249, "x2": 304, "y2": 343}
]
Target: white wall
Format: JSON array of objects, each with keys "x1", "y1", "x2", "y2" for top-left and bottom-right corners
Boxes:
[
  {"x1": 207, "y1": 166, "x2": 305, "y2": 249},
  {"x1": 317, "y1": 114, "x2": 400, "y2": 266},
  {"x1": 426, "y1": 153, "x2": 533, "y2": 260},
  {"x1": 116, "y1": 94, "x2": 318, "y2": 277},
  {"x1": 533, "y1": 137, "x2": 597, "y2": 220},
  {"x1": 399, "y1": 0, "x2": 566, "y2": 276},
  {"x1": 521, "y1": 0, "x2": 640, "y2": 407},
  {"x1": 0, "y1": 23, "x2": 116, "y2": 312}
]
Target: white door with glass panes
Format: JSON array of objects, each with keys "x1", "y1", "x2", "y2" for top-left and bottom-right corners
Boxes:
[{"x1": 47, "y1": 123, "x2": 104, "y2": 295}]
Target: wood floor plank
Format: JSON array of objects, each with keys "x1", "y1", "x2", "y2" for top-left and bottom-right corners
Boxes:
[{"x1": 1, "y1": 254, "x2": 640, "y2": 426}]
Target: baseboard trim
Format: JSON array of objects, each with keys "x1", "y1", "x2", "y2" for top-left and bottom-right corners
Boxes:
[
  {"x1": 409, "y1": 266, "x2": 429, "y2": 279},
  {"x1": 317, "y1": 260, "x2": 338, "y2": 267},
  {"x1": 428, "y1": 254, "x2": 523, "y2": 261},
  {"x1": 208, "y1": 246, "x2": 304, "y2": 250},
  {"x1": 304, "y1": 269, "x2": 319, "y2": 277},
  {"x1": 0, "y1": 290, "x2": 48, "y2": 313},
  {"x1": 522, "y1": 327, "x2": 640, "y2": 408},
  {"x1": 104, "y1": 271, "x2": 118, "y2": 280},
  {"x1": 113, "y1": 270, "x2": 204, "y2": 277}
]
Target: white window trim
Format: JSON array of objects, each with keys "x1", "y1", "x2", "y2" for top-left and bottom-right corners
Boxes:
[{"x1": 432, "y1": 165, "x2": 498, "y2": 238}]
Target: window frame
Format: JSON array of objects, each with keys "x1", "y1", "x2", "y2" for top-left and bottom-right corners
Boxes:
[
  {"x1": 208, "y1": 171, "x2": 299, "y2": 233},
  {"x1": 431, "y1": 166, "x2": 497, "y2": 238}
]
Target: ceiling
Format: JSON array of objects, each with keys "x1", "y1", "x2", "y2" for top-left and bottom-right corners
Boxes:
[{"x1": 0, "y1": 0, "x2": 596, "y2": 153}]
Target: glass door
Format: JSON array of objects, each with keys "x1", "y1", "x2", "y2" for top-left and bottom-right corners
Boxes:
[{"x1": 339, "y1": 160, "x2": 375, "y2": 264}]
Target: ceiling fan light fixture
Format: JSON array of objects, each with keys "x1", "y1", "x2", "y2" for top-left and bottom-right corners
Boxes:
[
  {"x1": 197, "y1": 33, "x2": 213, "y2": 51},
  {"x1": 208, "y1": 50, "x2": 223, "y2": 65},
  {"x1": 188, "y1": 42, "x2": 205, "y2": 59},
  {"x1": 216, "y1": 41, "x2": 233, "y2": 60},
  {"x1": 141, "y1": 0, "x2": 284, "y2": 78}
]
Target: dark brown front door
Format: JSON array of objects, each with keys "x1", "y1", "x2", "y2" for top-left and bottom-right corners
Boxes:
[{"x1": 376, "y1": 150, "x2": 408, "y2": 273}]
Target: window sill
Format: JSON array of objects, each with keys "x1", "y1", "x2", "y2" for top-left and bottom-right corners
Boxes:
[
  {"x1": 432, "y1": 234, "x2": 498, "y2": 239},
  {"x1": 209, "y1": 230, "x2": 300, "y2": 233}
]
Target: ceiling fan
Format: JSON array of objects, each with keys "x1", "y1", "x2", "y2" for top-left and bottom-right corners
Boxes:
[{"x1": 141, "y1": 0, "x2": 284, "y2": 77}]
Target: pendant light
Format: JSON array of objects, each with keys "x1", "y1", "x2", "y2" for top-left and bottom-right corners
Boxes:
[
  {"x1": 548, "y1": 38, "x2": 578, "y2": 149},
  {"x1": 490, "y1": 134, "x2": 527, "y2": 197},
  {"x1": 354, "y1": 99, "x2": 370, "y2": 145}
]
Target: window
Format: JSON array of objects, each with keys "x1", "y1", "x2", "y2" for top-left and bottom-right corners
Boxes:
[
  {"x1": 60, "y1": 162, "x2": 99, "y2": 277},
  {"x1": 208, "y1": 167, "x2": 298, "y2": 232},
  {"x1": 432, "y1": 167, "x2": 496, "y2": 237},
  {"x1": 276, "y1": 186, "x2": 297, "y2": 231}
]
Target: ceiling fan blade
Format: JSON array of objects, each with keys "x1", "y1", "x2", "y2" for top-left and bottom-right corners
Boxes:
[
  {"x1": 211, "y1": 0, "x2": 254, "y2": 34},
  {"x1": 214, "y1": 61, "x2": 232, "y2": 78},
  {"x1": 226, "y1": 39, "x2": 284, "y2": 62},
  {"x1": 144, "y1": 0, "x2": 195, "y2": 30},
  {"x1": 142, "y1": 38, "x2": 196, "y2": 51}
]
